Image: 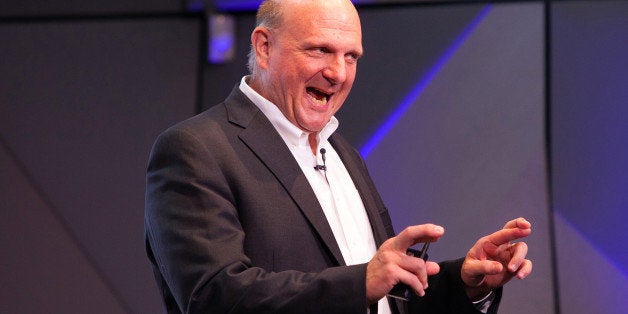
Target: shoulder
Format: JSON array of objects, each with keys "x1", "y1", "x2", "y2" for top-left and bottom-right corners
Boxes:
[{"x1": 159, "y1": 86, "x2": 257, "y2": 140}]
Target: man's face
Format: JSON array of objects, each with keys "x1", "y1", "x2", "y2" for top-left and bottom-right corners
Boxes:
[{"x1": 257, "y1": 0, "x2": 363, "y2": 133}]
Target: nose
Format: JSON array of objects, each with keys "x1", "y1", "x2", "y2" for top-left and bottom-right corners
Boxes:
[{"x1": 322, "y1": 55, "x2": 347, "y2": 85}]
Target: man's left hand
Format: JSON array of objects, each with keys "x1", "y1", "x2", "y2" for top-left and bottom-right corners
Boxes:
[{"x1": 460, "y1": 217, "x2": 533, "y2": 300}]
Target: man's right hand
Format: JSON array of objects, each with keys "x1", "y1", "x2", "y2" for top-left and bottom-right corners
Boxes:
[{"x1": 366, "y1": 224, "x2": 444, "y2": 304}]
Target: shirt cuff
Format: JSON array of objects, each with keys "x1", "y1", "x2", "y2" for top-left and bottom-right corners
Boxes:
[{"x1": 472, "y1": 290, "x2": 495, "y2": 313}]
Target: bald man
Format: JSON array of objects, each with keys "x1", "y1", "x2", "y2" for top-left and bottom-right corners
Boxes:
[{"x1": 145, "y1": 1, "x2": 532, "y2": 313}]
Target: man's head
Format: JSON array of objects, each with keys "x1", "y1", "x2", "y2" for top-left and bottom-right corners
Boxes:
[{"x1": 248, "y1": 0, "x2": 363, "y2": 133}]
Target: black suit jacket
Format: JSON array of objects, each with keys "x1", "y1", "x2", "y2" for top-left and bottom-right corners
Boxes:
[{"x1": 145, "y1": 87, "x2": 500, "y2": 313}]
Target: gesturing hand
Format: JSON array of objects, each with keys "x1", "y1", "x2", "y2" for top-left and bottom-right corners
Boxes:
[
  {"x1": 365, "y1": 224, "x2": 444, "y2": 304},
  {"x1": 461, "y1": 217, "x2": 533, "y2": 300}
]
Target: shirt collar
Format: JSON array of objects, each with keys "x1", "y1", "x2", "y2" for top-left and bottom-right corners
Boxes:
[{"x1": 239, "y1": 76, "x2": 339, "y2": 148}]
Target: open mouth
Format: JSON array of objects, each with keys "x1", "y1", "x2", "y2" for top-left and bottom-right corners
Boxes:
[{"x1": 306, "y1": 87, "x2": 332, "y2": 106}]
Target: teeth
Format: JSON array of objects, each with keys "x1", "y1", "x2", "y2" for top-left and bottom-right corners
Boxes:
[
  {"x1": 306, "y1": 87, "x2": 329, "y2": 105},
  {"x1": 308, "y1": 93, "x2": 327, "y2": 105}
]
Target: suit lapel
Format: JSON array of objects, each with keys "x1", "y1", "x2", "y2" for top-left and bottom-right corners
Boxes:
[
  {"x1": 224, "y1": 87, "x2": 346, "y2": 266},
  {"x1": 330, "y1": 135, "x2": 390, "y2": 247}
]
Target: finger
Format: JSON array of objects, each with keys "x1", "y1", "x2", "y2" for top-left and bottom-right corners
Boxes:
[
  {"x1": 407, "y1": 262, "x2": 440, "y2": 297},
  {"x1": 414, "y1": 262, "x2": 428, "y2": 292},
  {"x1": 506, "y1": 242, "x2": 529, "y2": 272},
  {"x1": 425, "y1": 261, "x2": 440, "y2": 277},
  {"x1": 484, "y1": 226, "x2": 531, "y2": 248},
  {"x1": 392, "y1": 224, "x2": 444, "y2": 251},
  {"x1": 465, "y1": 259, "x2": 504, "y2": 278},
  {"x1": 395, "y1": 257, "x2": 440, "y2": 294},
  {"x1": 503, "y1": 217, "x2": 531, "y2": 229},
  {"x1": 394, "y1": 263, "x2": 427, "y2": 296},
  {"x1": 396, "y1": 254, "x2": 429, "y2": 289},
  {"x1": 516, "y1": 259, "x2": 533, "y2": 279},
  {"x1": 497, "y1": 243, "x2": 512, "y2": 262},
  {"x1": 393, "y1": 265, "x2": 425, "y2": 296}
]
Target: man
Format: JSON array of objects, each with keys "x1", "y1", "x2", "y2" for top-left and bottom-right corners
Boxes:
[{"x1": 144, "y1": 0, "x2": 532, "y2": 313}]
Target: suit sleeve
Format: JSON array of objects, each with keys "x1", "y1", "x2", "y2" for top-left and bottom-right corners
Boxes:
[
  {"x1": 144, "y1": 127, "x2": 369, "y2": 314},
  {"x1": 402, "y1": 258, "x2": 502, "y2": 314}
]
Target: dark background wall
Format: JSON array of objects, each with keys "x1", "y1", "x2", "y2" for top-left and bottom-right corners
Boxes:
[
  {"x1": 1, "y1": 1, "x2": 626, "y2": 313},
  {"x1": 1, "y1": 2, "x2": 200, "y2": 313}
]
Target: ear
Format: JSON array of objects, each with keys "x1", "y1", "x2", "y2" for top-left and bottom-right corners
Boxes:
[{"x1": 251, "y1": 26, "x2": 272, "y2": 70}]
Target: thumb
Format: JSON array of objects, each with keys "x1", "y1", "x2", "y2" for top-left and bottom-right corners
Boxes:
[
  {"x1": 392, "y1": 224, "x2": 444, "y2": 251},
  {"x1": 463, "y1": 259, "x2": 503, "y2": 278}
]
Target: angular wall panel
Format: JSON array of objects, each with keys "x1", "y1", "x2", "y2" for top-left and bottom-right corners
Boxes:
[
  {"x1": 0, "y1": 145, "x2": 127, "y2": 313},
  {"x1": 554, "y1": 213, "x2": 628, "y2": 314}
]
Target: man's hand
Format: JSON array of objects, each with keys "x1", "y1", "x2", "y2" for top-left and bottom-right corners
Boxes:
[
  {"x1": 461, "y1": 217, "x2": 533, "y2": 300},
  {"x1": 366, "y1": 224, "x2": 444, "y2": 304}
]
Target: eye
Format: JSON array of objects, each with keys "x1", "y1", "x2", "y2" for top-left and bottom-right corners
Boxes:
[{"x1": 345, "y1": 53, "x2": 360, "y2": 64}]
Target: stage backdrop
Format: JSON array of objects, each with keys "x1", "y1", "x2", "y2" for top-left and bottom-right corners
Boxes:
[{"x1": 2, "y1": 1, "x2": 627, "y2": 313}]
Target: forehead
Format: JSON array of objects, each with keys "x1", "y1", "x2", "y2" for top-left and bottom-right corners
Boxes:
[{"x1": 279, "y1": 1, "x2": 362, "y2": 46}]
